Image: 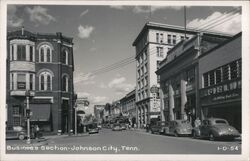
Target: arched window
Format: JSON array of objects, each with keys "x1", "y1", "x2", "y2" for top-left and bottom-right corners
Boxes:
[
  {"x1": 40, "y1": 48, "x2": 44, "y2": 62},
  {"x1": 62, "y1": 75, "x2": 69, "y2": 92},
  {"x1": 47, "y1": 48, "x2": 51, "y2": 62},
  {"x1": 39, "y1": 71, "x2": 53, "y2": 91},
  {"x1": 62, "y1": 50, "x2": 68, "y2": 65},
  {"x1": 39, "y1": 44, "x2": 52, "y2": 63}
]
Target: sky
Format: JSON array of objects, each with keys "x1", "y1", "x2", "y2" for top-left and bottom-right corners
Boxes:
[{"x1": 7, "y1": 4, "x2": 242, "y2": 108}]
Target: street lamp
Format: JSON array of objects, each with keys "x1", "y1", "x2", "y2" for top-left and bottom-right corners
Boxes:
[{"x1": 25, "y1": 90, "x2": 33, "y2": 144}]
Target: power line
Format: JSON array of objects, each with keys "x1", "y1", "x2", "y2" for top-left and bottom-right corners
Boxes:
[{"x1": 80, "y1": 8, "x2": 241, "y2": 77}]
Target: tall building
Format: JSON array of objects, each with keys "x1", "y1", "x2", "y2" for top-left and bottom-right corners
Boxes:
[
  {"x1": 132, "y1": 22, "x2": 232, "y2": 127},
  {"x1": 94, "y1": 105, "x2": 105, "y2": 123},
  {"x1": 132, "y1": 22, "x2": 196, "y2": 127},
  {"x1": 6, "y1": 27, "x2": 75, "y2": 134}
]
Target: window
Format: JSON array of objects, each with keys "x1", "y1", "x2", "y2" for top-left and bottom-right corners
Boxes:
[
  {"x1": 29, "y1": 74, "x2": 33, "y2": 90},
  {"x1": 157, "y1": 47, "x2": 163, "y2": 57},
  {"x1": 157, "y1": 75, "x2": 160, "y2": 83},
  {"x1": 13, "y1": 117, "x2": 21, "y2": 126},
  {"x1": 30, "y1": 46, "x2": 33, "y2": 62},
  {"x1": 137, "y1": 70, "x2": 141, "y2": 78},
  {"x1": 230, "y1": 61, "x2": 238, "y2": 79},
  {"x1": 17, "y1": 45, "x2": 26, "y2": 61},
  {"x1": 136, "y1": 59, "x2": 140, "y2": 67},
  {"x1": 47, "y1": 48, "x2": 51, "y2": 62},
  {"x1": 215, "y1": 68, "x2": 222, "y2": 84},
  {"x1": 186, "y1": 68, "x2": 195, "y2": 83},
  {"x1": 144, "y1": 50, "x2": 147, "y2": 60},
  {"x1": 209, "y1": 71, "x2": 215, "y2": 86},
  {"x1": 173, "y1": 35, "x2": 176, "y2": 44},
  {"x1": 203, "y1": 73, "x2": 209, "y2": 87},
  {"x1": 141, "y1": 66, "x2": 144, "y2": 75},
  {"x1": 12, "y1": 106, "x2": 20, "y2": 115},
  {"x1": 39, "y1": 71, "x2": 53, "y2": 91},
  {"x1": 145, "y1": 76, "x2": 148, "y2": 86},
  {"x1": 167, "y1": 34, "x2": 171, "y2": 44},
  {"x1": 156, "y1": 33, "x2": 159, "y2": 43},
  {"x1": 41, "y1": 75, "x2": 45, "y2": 90},
  {"x1": 62, "y1": 75, "x2": 69, "y2": 92},
  {"x1": 40, "y1": 48, "x2": 45, "y2": 62},
  {"x1": 17, "y1": 74, "x2": 26, "y2": 90},
  {"x1": 144, "y1": 63, "x2": 148, "y2": 73},
  {"x1": 160, "y1": 33, "x2": 163, "y2": 43},
  {"x1": 222, "y1": 65, "x2": 229, "y2": 81},
  {"x1": 237, "y1": 59, "x2": 242, "y2": 78},
  {"x1": 10, "y1": 45, "x2": 14, "y2": 60},
  {"x1": 62, "y1": 50, "x2": 68, "y2": 65},
  {"x1": 39, "y1": 45, "x2": 52, "y2": 63},
  {"x1": 157, "y1": 61, "x2": 161, "y2": 69}
]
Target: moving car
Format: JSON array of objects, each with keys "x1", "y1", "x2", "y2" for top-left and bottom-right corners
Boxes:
[
  {"x1": 112, "y1": 123, "x2": 122, "y2": 131},
  {"x1": 88, "y1": 123, "x2": 99, "y2": 134},
  {"x1": 192, "y1": 118, "x2": 240, "y2": 141},
  {"x1": 6, "y1": 126, "x2": 27, "y2": 140},
  {"x1": 166, "y1": 120, "x2": 192, "y2": 137},
  {"x1": 150, "y1": 121, "x2": 168, "y2": 134}
]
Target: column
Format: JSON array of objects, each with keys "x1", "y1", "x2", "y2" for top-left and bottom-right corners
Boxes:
[
  {"x1": 26, "y1": 73, "x2": 29, "y2": 90},
  {"x1": 168, "y1": 84, "x2": 175, "y2": 121},
  {"x1": 26, "y1": 45, "x2": 30, "y2": 61},
  {"x1": 14, "y1": 44, "x2": 17, "y2": 60},
  {"x1": 13, "y1": 73, "x2": 17, "y2": 90},
  {"x1": 159, "y1": 88, "x2": 165, "y2": 122},
  {"x1": 180, "y1": 79, "x2": 187, "y2": 120}
]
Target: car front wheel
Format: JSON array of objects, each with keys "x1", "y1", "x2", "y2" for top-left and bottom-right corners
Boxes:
[
  {"x1": 18, "y1": 134, "x2": 25, "y2": 140},
  {"x1": 209, "y1": 133, "x2": 216, "y2": 141}
]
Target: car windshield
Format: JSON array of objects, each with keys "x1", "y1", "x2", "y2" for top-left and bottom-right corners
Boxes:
[{"x1": 215, "y1": 120, "x2": 227, "y2": 124}]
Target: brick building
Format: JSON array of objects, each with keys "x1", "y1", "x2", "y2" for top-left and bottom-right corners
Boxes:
[{"x1": 6, "y1": 28, "x2": 75, "y2": 134}]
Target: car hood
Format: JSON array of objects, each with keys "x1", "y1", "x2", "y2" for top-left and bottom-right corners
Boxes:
[{"x1": 213, "y1": 125, "x2": 239, "y2": 133}]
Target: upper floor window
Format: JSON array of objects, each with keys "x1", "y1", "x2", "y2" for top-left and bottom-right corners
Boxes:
[
  {"x1": 167, "y1": 35, "x2": 171, "y2": 44},
  {"x1": 62, "y1": 50, "x2": 68, "y2": 65},
  {"x1": 173, "y1": 35, "x2": 177, "y2": 44},
  {"x1": 30, "y1": 46, "x2": 33, "y2": 62},
  {"x1": 39, "y1": 71, "x2": 53, "y2": 91},
  {"x1": 160, "y1": 33, "x2": 164, "y2": 43},
  {"x1": 17, "y1": 73, "x2": 26, "y2": 90},
  {"x1": 17, "y1": 45, "x2": 26, "y2": 61},
  {"x1": 157, "y1": 47, "x2": 163, "y2": 57},
  {"x1": 62, "y1": 75, "x2": 69, "y2": 92},
  {"x1": 39, "y1": 45, "x2": 52, "y2": 63},
  {"x1": 156, "y1": 33, "x2": 159, "y2": 43}
]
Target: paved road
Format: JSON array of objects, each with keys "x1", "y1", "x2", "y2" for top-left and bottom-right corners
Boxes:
[{"x1": 6, "y1": 128, "x2": 241, "y2": 154}]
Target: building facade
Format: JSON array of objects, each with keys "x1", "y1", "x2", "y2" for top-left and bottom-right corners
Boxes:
[
  {"x1": 94, "y1": 105, "x2": 105, "y2": 124},
  {"x1": 156, "y1": 33, "x2": 230, "y2": 125},
  {"x1": 132, "y1": 22, "x2": 198, "y2": 127},
  {"x1": 199, "y1": 33, "x2": 241, "y2": 132},
  {"x1": 120, "y1": 89, "x2": 136, "y2": 123},
  {"x1": 6, "y1": 28, "x2": 75, "y2": 134}
]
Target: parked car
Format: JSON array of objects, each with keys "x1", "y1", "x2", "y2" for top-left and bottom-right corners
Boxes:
[
  {"x1": 6, "y1": 126, "x2": 27, "y2": 140},
  {"x1": 166, "y1": 120, "x2": 193, "y2": 137},
  {"x1": 97, "y1": 124, "x2": 102, "y2": 130},
  {"x1": 192, "y1": 118, "x2": 240, "y2": 141},
  {"x1": 150, "y1": 121, "x2": 168, "y2": 134},
  {"x1": 120, "y1": 123, "x2": 126, "y2": 130},
  {"x1": 112, "y1": 123, "x2": 122, "y2": 131},
  {"x1": 88, "y1": 123, "x2": 99, "y2": 134}
]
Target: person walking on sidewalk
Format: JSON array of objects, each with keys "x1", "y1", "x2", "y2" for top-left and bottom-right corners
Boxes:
[{"x1": 34, "y1": 125, "x2": 40, "y2": 139}]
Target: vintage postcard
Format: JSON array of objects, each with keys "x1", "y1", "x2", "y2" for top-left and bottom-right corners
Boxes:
[{"x1": 0, "y1": 0, "x2": 249, "y2": 161}]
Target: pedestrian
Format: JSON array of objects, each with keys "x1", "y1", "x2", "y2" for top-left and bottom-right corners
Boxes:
[
  {"x1": 194, "y1": 117, "x2": 201, "y2": 128},
  {"x1": 34, "y1": 125, "x2": 40, "y2": 139}
]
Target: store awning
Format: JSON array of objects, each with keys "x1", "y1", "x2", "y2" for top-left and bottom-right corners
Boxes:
[{"x1": 30, "y1": 104, "x2": 51, "y2": 121}]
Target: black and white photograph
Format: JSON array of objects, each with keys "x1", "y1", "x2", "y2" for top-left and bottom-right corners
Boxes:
[{"x1": 0, "y1": 0, "x2": 249, "y2": 161}]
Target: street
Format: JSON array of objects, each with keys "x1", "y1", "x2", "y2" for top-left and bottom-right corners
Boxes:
[{"x1": 6, "y1": 128, "x2": 241, "y2": 154}]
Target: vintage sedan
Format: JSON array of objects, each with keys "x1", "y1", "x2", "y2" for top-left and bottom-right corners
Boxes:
[
  {"x1": 150, "y1": 121, "x2": 168, "y2": 134},
  {"x1": 192, "y1": 118, "x2": 240, "y2": 141},
  {"x1": 88, "y1": 123, "x2": 99, "y2": 134},
  {"x1": 166, "y1": 120, "x2": 193, "y2": 137},
  {"x1": 112, "y1": 123, "x2": 122, "y2": 131},
  {"x1": 6, "y1": 126, "x2": 27, "y2": 140}
]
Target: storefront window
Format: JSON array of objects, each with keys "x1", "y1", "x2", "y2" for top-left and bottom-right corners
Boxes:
[
  {"x1": 222, "y1": 65, "x2": 229, "y2": 81},
  {"x1": 215, "y1": 68, "x2": 222, "y2": 84},
  {"x1": 203, "y1": 73, "x2": 209, "y2": 87},
  {"x1": 209, "y1": 71, "x2": 215, "y2": 86}
]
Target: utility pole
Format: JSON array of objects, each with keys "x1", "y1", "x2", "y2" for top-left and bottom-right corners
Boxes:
[{"x1": 184, "y1": 6, "x2": 187, "y2": 39}]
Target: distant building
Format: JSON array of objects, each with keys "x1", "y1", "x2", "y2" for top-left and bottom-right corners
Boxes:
[
  {"x1": 111, "y1": 101, "x2": 121, "y2": 119},
  {"x1": 120, "y1": 89, "x2": 136, "y2": 121},
  {"x1": 94, "y1": 105, "x2": 105, "y2": 123},
  {"x1": 6, "y1": 27, "x2": 75, "y2": 134}
]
